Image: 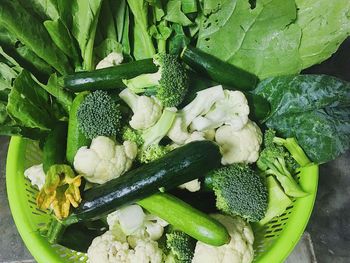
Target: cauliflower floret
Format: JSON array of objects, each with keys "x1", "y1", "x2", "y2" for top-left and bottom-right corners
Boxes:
[
  {"x1": 179, "y1": 179, "x2": 201, "y2": 192},
  {"x1": 192, "y1": 214, "x2": 254, "y2": 263},
  {"x1": 96, "y1": 52, "x2": 124, "y2": 69},
  {"x1": 167, "y1": 115, "x2": 190, "y2": 145},
  {"x1": 73, "y1": 136, "x2": 137, "y2": 184},
  {"x1": 128, "y1": 238, "x2": 163, "y2": 263},
  {"x1": 191, "y1": 90, "x2": 249, "y2": 131},
  {"x1": 88, "y1": 231, "x2": 134, "y2": 263},
  {"x1": 182, "y1": 85, "x2": 225, "y2": 126},
  {"x1": 24, "y1": 164, "x2": 46, "y2": 190},
  {"x1": 89, "y1": 205, "x2": 165, "y2": 263},
  {"x1": 215, "y1": 120, "x2": 262, "y2": 165},
  {"x1": 120, "y1": 88, "x2": 163, "y2": 130}
]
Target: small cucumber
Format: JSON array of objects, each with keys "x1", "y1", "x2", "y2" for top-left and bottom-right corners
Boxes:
[
  {"x1": 42, "y1": 121, "x2": 68, "y2": 173},
  {"x1": 62, "y1": 59, "x2": 158, "y2": 92},
  {"x1": 181, "y1": 46, "x2": 258, "y2": 91},
  {"x1": 138, "y1": 193, "x2": 230, "y2": 246},
  {"x1": 66, "y1": 92, "x2": 91, "y2": 164}
]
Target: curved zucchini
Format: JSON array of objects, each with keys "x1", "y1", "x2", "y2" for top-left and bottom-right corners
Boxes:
[
  {"x1": 181, "y1": 46, "x2": 258, "y2": 91},
  {"x1": 138, "y1": 193, "x2": 230, "y2": 246},
  {"x1": 62, "y1": 59, "x2": 157, "y2": 92}
]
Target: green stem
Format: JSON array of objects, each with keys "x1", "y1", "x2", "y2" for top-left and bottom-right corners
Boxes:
[{"x1": 274, "y1": 137, "x2": 311, "y2": 167}]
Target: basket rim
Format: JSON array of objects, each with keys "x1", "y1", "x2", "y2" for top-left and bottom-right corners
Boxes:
[{"x1": 6, "y1": 136, "x2": 319, "y2": 263}]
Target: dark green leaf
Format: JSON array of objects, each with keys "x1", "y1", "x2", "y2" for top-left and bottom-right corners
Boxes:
[
  {"x1": 255, "y1": 74, "x2": 350, "y2": 163},
  {"x1": 165, "y1": 0, "x2": 193, "y2": 26},
  {"x1": 0, "y1": 0, "x2": 72, "y2": 75}
]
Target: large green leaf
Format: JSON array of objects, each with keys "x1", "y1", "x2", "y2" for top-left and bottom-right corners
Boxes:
[
  {"x1": 254, "y1": 75, "x2": 350, "y2": 164},
  {"x1": 72, "y1": 0, "x2": 103, "y2": 70},
  {"x1": 197, "y1": 0, "x2": 350, "y2": 79},
  {"x1": 0, "y1": 0, "x2": 72, "y2": 75}
]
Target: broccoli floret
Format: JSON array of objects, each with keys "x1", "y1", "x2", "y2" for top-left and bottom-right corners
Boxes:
[
  {"x1": 121, "y1": 107, "x2": 176, "y2": 164},
  {"x1": 257, "y1": 129, "x2": 308, "y2": 198},
  {"x1": 122, "y1": 126, "x2": 144, "y2": 147},
  {"x1": 77, "y1": 90, "x2": 122, "y2": 139},
  {"x1": 139, "y1": 144, "x2": 173, "y2": 163},
  {"x1": 208, "y1": 164, "x2": 268, "y2": 222},
  {"x1": 123, "y1": 53, "x2": 189, "y2": 107},
  {"x1": 165, "y1": 229, "x2": 196, "y2": 263}
]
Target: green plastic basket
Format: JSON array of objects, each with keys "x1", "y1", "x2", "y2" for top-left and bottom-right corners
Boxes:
[{"x1": 6, "y1": 136, "x2": 319, "y2": 263}]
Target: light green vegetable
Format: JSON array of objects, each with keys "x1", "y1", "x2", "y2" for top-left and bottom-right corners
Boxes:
[
  {"x1": 259, "y1": 176, "x2": 293, "y2": 225},
  {"x1": 197, "y1": 0, "x2": 350, "y2": 79}
]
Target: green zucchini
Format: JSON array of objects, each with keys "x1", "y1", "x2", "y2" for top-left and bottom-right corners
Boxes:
[
  {"x1": 42, "y1": 121, "x2": 68, "y2": 173},
  {"x1": 181, "y1": 46, "x2": 258, "y2": 91},
  {"x1": 66, "y1": 92, "x2": 91, "y2": 164},
  {"x1": 47, "y1": 140, "x2": 221, "y2": 243},
  {"x1": 62, "y1": 59, "x2": 157, "y2": 92},
  {"x1": 138, "y1": 193, "x2": 230, "y2": 246}
]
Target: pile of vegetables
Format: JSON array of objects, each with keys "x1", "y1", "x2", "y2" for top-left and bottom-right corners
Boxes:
[{"x1": 1, "y1": 0, "x2": 350, "y2": 262}]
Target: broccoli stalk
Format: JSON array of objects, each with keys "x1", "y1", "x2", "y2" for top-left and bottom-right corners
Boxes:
[
  {"x1": 165, "y1": 228, "x2": 196, "y2": 263},
  {"x1": 257, "y1": 129, "x2": 308, "y2": 198},
  {"x1": 122, "y1": 108, "x2": 176, "y2": 163},
  {"x1": 77, "y1": 90, "x2": 122, "y2": 139},
  {"x1": 123, "y1": 53, "x2": 189, "y2": 107},
  {"x1": 205, "y1": 164, "x2": 268, "y2": 222}
]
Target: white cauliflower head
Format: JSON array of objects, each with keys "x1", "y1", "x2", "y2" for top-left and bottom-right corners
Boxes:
[
  {"x1": 191, "y1": 90, "x2": 249, "y2": 132},
  {"x1": 119, "y1": 88, "x2": 162, "y2": 130},
  {"x1": 192, "y1": 214, "x2": 254, "y2": 263},
  {"x1": 167, "y1": 115, "x2": 190, "y2": 145},
  {"x1": 179, "y1": 179, "x2": 201, "y2": 192},
  {"x1": 96, "y1": 52, "x2": 124, "y2": 69},
  {"x1": 73, "y1": 136, "x2": 138, "y2": 184},
  {"x1": 24, "y1": 164, "x2": 46, "y2": 190},
  {"x1": 89, "y1": 205, "x2": 166, "y2": 263},
  {"x1": 215, "y1": 120, "x2": 262, "y2": 165}
]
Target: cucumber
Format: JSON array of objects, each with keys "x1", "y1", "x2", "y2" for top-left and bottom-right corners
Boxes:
[
  {"x1": 181, "y1": 46, "x2": 258, "y2": 91},
  {"x1": 47, "y1": 141, "x2": 221, "y2": 243},
  {"x1": 62, "y1": 59, "x2": 157, "y2": 92},
  {"x1": 66, "y1": 92, "x2": 91, "y2": 164},
  {"x1": 42, "y1": 121, "x2": 68, "y2": 173},
  {"x1": 138, "y1": 193, "x2": 230, "y2": 246}
]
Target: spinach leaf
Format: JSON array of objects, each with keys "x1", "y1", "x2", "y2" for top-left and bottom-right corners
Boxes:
[
  {"x1": 0, "y1": 0, "x2": 72, "y2": 75},
  {"x1": 197, "y1": 0, "x2": 350, "y2": 79},
  {"x1": 254, "y1": 74, "x2": 350, "y2": 164},
  {"x1": 94, "y1": 39, "x2": 123, "y2": 61},
  {"x1": 169, "y1": 24, "x2": 191, "y2": 54}
]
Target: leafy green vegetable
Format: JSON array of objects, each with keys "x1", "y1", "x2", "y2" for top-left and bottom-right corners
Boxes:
[
  {"x1": 169, "y1": 24, "x2": 191, "y2": 55},
  {"x1": 127, "y1": 0, "x2": 156, "y2": 59},
  {"x1": 44, "y1": 19, "x2": 81, "y2": 69},
  {"x1": 72, "y1": 0, "x2": 103, "y2": 70},
  {"x1": 165, "y1": 0, "x2": 193, "y2": 26},
  {"x1": 7, "y1": 70, "x2": 55, "y2": 131},
  {"x1": 197, "y1": 0, "x2": 350, "y2": 79},
  {"x1": 255, "y1": 75, "x2": 350, "y2": 164},
  {"x1": 0, "y1": 0, "x2": 72, "y2": 75}
]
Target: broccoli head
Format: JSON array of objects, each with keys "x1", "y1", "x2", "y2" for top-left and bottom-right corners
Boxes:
[
  {"x1": 123, "y1": 53, "x2": 189, "y2": 107},
  {"x1": 209, "y1": 164, "x2": 268, "y2": 222},
  {"x1": 165, "y1": 229, "x2": 196, "y2": 263},
  {"x1": 257, "y1": 129, "x2": 308, "y2": 198},
  {"x1": 77, "y1": 90, "x2": 122, "y2": 139}
]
